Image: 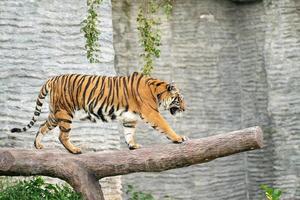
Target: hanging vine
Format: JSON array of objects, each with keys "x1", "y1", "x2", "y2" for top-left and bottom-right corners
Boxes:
[
  {"x1": 137, "y1": 0, "x2": 173, "y2": 75},
  {"x1": 81, "y1": 0, "x2": 103, "y2": 63}
]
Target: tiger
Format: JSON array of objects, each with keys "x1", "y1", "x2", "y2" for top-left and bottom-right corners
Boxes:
[{"x1": 11, "y1": 72, "x2": 186, "y2": 154}]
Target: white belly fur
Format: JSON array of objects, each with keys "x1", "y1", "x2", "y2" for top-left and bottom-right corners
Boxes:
[
  {"x1": 74, "y1": 109, "x2": 140, "y2": 122},
  {"x1": 120, "y1": 111, "x2": 140, "y2": 122}
]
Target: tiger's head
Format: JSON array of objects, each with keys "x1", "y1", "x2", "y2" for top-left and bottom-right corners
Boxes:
[{"x1": 157, "y1": 82, "x2": 186, "y2": 116}]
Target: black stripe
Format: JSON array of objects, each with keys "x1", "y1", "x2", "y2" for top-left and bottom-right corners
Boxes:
[
  {"x1": 65, "y1": 74, "x2": 75, "y2": 110},
  {"x1": 75, "y1": 76, "x2": 85, "y2": 108},
  {"x1": 87, "y1": 76, "x2": 100, "y2": 105},
  {"x1": 97, "y1": 107, "x2": 107, "y2": 122},
  {"x1": 94, "y1": 76, "x2": 106, "y2": 105},
  {"x1": 145, "y1": 78, "x2": 155, "y2": 85},
  {"x1": 108, "y1": 107, "x2": 116, "y2": 120},
  {"x1": 51, "y1": 76, "x2": 59, "y2": 83},
  {"x1": 34, "y1": 111, "x2": 40, "y2": 116},
  {"x1": 29, "y1": 121, "x2": 34, "y2": 126},
  {"x1": 136, "y1": 74, "x2": 144, "y2": 102},
  {"x1": 59, "y1": 127, "x2": 71, "y2": 132},
  {"x1": 123, "y1": 124, "x2": 134, "y2": 128},
  {"x1": 124, "y1": 105, "x2": 129, "y2": 112},
  {"x1": 130, "y1": 73, "x2": 138, "y2": 102},
  {"x1": 76, "y1": 75, "x2": 88, "y2": 106},
  {"x1": 60, "y1": 75, "x2": 68, "y2": 103},
  {"x1": 108, "y1": 106, "x2": 114, "y2": 116},
  {"x1": 104, "y1": 78, "x2": 113, "y2": 112},
  {"x1": 38, "y1": 94, "x2": 45, "y2": 99},
  {"x1": 115, "y1": 77, "x2": 120, "y2": 100},
  {"x1": 111, "y1": 114, "x2": 116, "y2": 120},
  {"x1": 97, "y1": 99, "x2": 108, "y2": 122},
  {"x1": 42, "y1": 84, "x2": 47, "y2": 95},
  {"x1": 82, "y1": 76, "x2": 94, "y2": 105},
  {"x1": 49, "y1": 117, "x2": 58, "y2": 125},
  {"x1": 36, "y1": 99, "x2": 43, "y2": 106},
  {"x1": 57, "y1": 118, "x2": 72, "y2": 124},
  {"x1": 63, "y1": 75, "x2": 75, "y2": 112},
  {"x1": 88, "y1": 97, "x2": 99, "y2": 117},
  {"x1": 157, "y1": 90, "x2": 168, "y2": 102},
  {"x1": 122, "y1": 77, "x2": 129, "y2": 107},
  {"x1": 123, "y1": 121, "x2": 136, "y2": 128},
  {"x1": 156, "y1": 82, "x2": 164, "y2": 87},
  {"x1": 70, "y1": 74, "x2": 81, "y2": 110},
  {"x1": 151, "y1": 125, "x2": 158, "y2": 129},
  {"x1": 41, "y1": 90, "x2": 46, "y2": 96},
  {"x1": 109, "y1": 77, "x2": 116, "y2": 105}
]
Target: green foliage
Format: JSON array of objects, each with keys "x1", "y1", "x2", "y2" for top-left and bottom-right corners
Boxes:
[
  {"x1": 162, "y1": 0, "x2": 173, "y2": 17},
  {"x1": 126, "y1": 185, "x2": 155, "y2": 200},
  {"x1": 0, "y1": 177, "x2": 82, "y2": 200},
  {"x1": 261, "y1": 185, "x2": 282, "y2": 200},
  {"x1": 137, "y1": 0, "x2": 173, "y2": 75},
  {"x1": 81, "y1": 0, "x2": 103, "y2": 63}
]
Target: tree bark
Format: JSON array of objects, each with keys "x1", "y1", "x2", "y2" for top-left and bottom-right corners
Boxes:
[{"x1": 0, "y1": 126, "x2": 263, "y2": 200}]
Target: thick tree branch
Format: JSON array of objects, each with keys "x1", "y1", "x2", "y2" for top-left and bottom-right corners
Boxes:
[{"x1": 0, "y1": 126, "x2": 263, "y2": 200}]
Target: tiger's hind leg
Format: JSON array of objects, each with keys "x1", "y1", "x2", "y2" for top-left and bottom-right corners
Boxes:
[
  {"x1": 34, "y1": 114, "x2": 57, "y2": 149},
  {"x1": 122, "y1": 121, "x2": 141, "y2": 150},
  {"x1": 56, "y1": 110, "x2": 81, "y2": 154}
]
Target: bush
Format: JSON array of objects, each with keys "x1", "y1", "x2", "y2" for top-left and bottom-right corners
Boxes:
[
  {"x1": 0, "y1": 177, "x2": 82, "y2": 200},
  {"x1": 261, "y1": 185, "x2": 282, "y2": 200},
  {"x1": 126, "y1": 185, "x2": 155, "y2": 200}
]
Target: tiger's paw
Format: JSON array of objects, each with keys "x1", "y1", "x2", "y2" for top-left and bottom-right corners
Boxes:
[
  {"x1": 34, "y1": 141, "x2": 44, "y2": 149},
  {"x1": 172, "y1": 135, "x2": 188, "y2": 144},
  {"x1": 128, "y1": 143, "x2": 142, "y2": 150},
  {"x1": 68, "y1": 147, "x2": 82, "y2": 154}
]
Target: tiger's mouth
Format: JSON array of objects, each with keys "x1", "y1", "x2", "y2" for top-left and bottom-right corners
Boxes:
[
  {"x1": 160, "y1": 96, "x2": 185, "y2": 115},
  {"x1": 170, "y1": 107, "x2": 180, "y2": 115},
  {"x1": 169, "y1": 99, "x2": 185, "y2": 115}
]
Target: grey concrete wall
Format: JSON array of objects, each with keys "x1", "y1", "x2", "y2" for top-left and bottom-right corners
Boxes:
[
  {"x1": 0, "y1": 0, "x2": 121, "y2": 199},
  {"x1": 112, "y1": 0, "x2": 300, "y2": 199},
  {"x1": 263, "y1": 0, "x2": 300, "y2": 198},
  {"x1": 1, "y1": 0, "x2": 299, "y2": 199}
]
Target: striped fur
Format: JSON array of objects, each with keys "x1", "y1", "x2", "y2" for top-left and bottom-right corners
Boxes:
[{"x1": 11, "y1": 72, "x2": 186, "y2": 154}]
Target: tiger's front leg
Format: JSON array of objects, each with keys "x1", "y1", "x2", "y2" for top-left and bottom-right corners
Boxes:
[
  {"x1": 143, "y1": 111, "x2": 186, "y2": 143},
  {"x1": 122, "y1": 121, "x2": 141, "y2": 150}
]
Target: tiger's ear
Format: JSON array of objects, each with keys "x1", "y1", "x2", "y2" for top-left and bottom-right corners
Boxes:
[{"x1": 167, "y1": 82, "x2": 176, "y2": 92}]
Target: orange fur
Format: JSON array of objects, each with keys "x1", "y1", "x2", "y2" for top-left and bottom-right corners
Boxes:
[{"x1": 11, "y1": 72, "x2": 186, "y2": 154}]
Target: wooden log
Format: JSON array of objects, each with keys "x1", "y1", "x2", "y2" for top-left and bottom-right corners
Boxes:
[{"x1": 0, "y1": 126, "x2": 263, "y2": 200}]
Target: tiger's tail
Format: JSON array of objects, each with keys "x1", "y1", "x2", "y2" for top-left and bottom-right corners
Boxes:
[{"x1": 11, "y1": 80, "x2": 51, "y2": 133}]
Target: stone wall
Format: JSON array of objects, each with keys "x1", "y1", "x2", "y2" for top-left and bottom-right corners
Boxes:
[
  {"x1": 0, "y1": 0, "x2": 121, "y2": 199},
  {"x1": 263, "y1": 0, "x2": 300, "y2": 198},
  {"x1": 112, "y1": 0, "x2": 300, "y2": 199},
  {"x1": 1, "y1": 0, "x2": 299, "y2": 199}
]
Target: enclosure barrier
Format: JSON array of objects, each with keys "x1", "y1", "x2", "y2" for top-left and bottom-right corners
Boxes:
[{"x1": 0, "y1": 126, "x2": 263, "y2": 200}]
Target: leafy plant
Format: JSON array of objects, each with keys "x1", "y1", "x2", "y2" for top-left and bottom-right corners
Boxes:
[
  {"x1": 0, "y1": 177, "x2": 82, "y2": 200},
  {"x1": 261, "y1": 185, "x2": 282, "y2": 200},
  {"x1": 126, "y1": 184, "x2": 155, "y2": 200},
  {"x1": 81, "y1": 0, "x2": 103, "y2": 63},
  {"x1": 137, "y1": 0, "x2": 173, "y2": 75}
]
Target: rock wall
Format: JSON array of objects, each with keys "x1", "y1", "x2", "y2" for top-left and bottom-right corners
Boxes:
[
  {"x1": 1, "y1": 0, "x2": 299, "y2": 199},
  {"x1": 112, "y1": 0, "x2": 300, "y2": 199},
  {"x1": 0, "y1": 0, "x2": 121, "y2": 199},
  {"x1": 263, "y1": 0, "x2": 300, "y2": 198}
]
